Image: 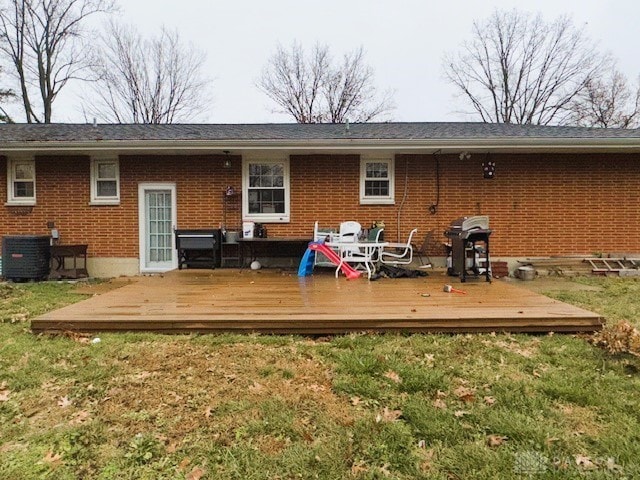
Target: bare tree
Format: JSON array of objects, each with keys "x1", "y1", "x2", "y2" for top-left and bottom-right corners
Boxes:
[
  {"x1": 570, "y1": 69, "x2": 640, "y2": 128},
  {"x1": 443, "y1": 9, "x2": 605, "y2": 125},
  {"x1": 258, "y1": 42, "x2": 393, "y2": 123},
  {"x1": 83, "y1": 22, "x2": 211, "y2": 124},
  {"x1": 0, "y1": 0, "x2": 116, "y2": 123},
  {"x1": 0, "y1": 67, "x2": 14, "y2": 122}
]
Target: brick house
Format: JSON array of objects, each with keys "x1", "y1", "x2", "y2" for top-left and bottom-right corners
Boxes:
[{"x1": 1, "y1": 122, "x2": 639, "y2": 277}]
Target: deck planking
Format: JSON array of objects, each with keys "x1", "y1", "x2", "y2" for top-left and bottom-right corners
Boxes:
[{"x1": 32, "y1": 269, "x2": 603, "y2": 334}]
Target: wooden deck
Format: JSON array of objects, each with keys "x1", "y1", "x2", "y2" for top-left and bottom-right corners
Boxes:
[{"x1": 32, "y1": 269, "x2": 603, "y2": 334}]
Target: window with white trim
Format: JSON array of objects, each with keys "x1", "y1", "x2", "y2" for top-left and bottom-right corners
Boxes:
[
  {"x1": 242, "y1": 158, "x2": 290, "y2": 222},
  {"x1": 90, "y1": 157, "x2": 120, "y2": 204},
  {"x1": 7, "y1": 157, "x2": 36, "y2": 205},
  {"x1": 360, "y1": 157, "x2": 394, "y2": 204}
]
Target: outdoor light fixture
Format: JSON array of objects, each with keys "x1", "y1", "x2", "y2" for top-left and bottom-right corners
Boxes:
[
  {"x1": 223, "y1": 150, "x2": 232, "y2": 168},
  {"x1": 482, "y1": 153, "x2": 495, "y2": 179}
]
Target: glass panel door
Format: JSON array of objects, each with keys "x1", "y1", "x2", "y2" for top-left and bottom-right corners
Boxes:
[
  {"x1": 146, "y1": 190, "x2": 173, "y2": 266},
  {"x1": 139, "y1": 184, "x2": 177, "y2": 272}
]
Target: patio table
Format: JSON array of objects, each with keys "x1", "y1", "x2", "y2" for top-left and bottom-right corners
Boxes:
[{"x1": 326, "y1": 240, "x2": 389, "y2": 279}]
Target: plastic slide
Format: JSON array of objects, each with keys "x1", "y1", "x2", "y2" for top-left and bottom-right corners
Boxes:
[
  {"x1": 297, "y1": 247, "x2": 316, "y2": 277},
  {"x1": 298, "y1": 242, "x2": 362, "y2": 279}
]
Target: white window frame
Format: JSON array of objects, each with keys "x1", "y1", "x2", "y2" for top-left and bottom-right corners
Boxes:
[
  {"x1": 90, "y1": 156, "x2": 120, "y2": 205},
  {"x1": 360, "y1": 157, "x2": 395, "y2": 205},
  {"x1": 6, "y1": 156, "x2": 36, "y2": 206},
  {"x1": 242, "y1": 156, "x2": 290, "y2": 223}
]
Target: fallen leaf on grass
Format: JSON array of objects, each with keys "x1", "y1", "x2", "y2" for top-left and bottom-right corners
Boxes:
[
  {"x1": 69, "y1": 410, "x2": 90, "y2": 425},
  {"x1": 186, "y1": 467, "x2": 205, "y2": 480},
  {"x1": 379, "y1": 463, "x2": 392, "y2": 476},
  {"x1": 134, "y1": 371, "x2": 153, "y2": 380},
  {"x1": 307, "y1": 383, "x2": 327, "y2": 392},
  {"x1": 453, "y1": 410, "x2": 468, "y2": 418},
  {"x1": 432, "y1": 398, "x2": 447, "y2": 410},
  {"x1": 483, "y1": 396, "x2": 496, "y2": 406},
  {"x1": 57, "y1": 396, "x2": 72, "y2": 408},
  {"x1": 575, "y1": 454, "x2": 597, "y2": 471},
  {"x1": 383, "y1": 370, "x2": 402, "y2": 383},
  {"x1": 376, "y1": 407, "x2": 402, "y2": 423},
  {"x1": 178, "y1": 457, "x2": 191, "y2": 471},
  {"x1": 0, "y1": 383, "x2": 10, "y2": 402},
  {"x1": 249, "y1": 381, "x2": 264, "y2": 392},
  {"x1": 453, "y1": 386, "x2": 476, "y2": 403},
  {"x1": 58, "y1": 330, "x2": 90, "y2": 343},
  {"x1": 204, "y1": 406, "x2": 213, "y2": 418},
  {"x1": 350, "y1": 396, "x2": 362, "y2": 406},
  {"x1": 10, "y1": 312, "x2": 29, "y2": 323},
  {"x1": 486, "y1": 435, "x2": 508, "y2": 447},
  {"x1": 43, "y1": 451, "x2": 63, "y2": 468},
  {"x1": 166, "y1": 441, "x2": 179, "y2": 454},
  {"x1": 351, "y1": 461, "x2": 368, "y2": 475},
  {"x1": 605, "y1": 457, "x2": 624, "y2": 473}
]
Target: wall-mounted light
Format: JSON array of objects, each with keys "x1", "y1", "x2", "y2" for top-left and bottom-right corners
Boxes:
[
  {"x1": 459, "y1": 151, "x2": 471, "y2": 160},
  {"x1": 223, "y1": 150, "x2": 232, "y2": 169},
  {"x1": 482, "y1": 153, "x2": 495, "y2": 179}
]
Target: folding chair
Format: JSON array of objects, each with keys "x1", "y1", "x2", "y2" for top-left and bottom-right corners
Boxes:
[{"x1": 412, "y1": 229, "x2": 434, "y2": 268}]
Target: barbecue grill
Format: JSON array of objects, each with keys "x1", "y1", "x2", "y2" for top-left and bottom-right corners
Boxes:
[
  {"x1": 174, "y1": 229, "x2": 221, "y2": 269},
  {"x1": 444, "y1": 216, "x2": 491, "y2": 282}
]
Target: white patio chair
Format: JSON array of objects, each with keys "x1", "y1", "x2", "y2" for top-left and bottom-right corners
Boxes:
[
  {"x1": 336, "y1": 221, "x2": 361, "y2": 256},
  {"x1": 334, "y1": 220, "x2": 377, "y2": 278},
  {"x1": 380, "y1": 228, "x2": 418, "y2": 266},
  {"x1": 313, "y1": 221, "x2": 339, "y2": 267},
  {"x1": 338, "y1": 221, "x2": 361, "y2": 244}
]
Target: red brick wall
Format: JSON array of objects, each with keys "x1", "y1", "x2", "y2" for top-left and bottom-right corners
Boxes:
[
  {"x1": 391, "y1": 153, "x2": 640, "y2": 257},
  {"x1": 1, "y1": 152, "x2": 639, "y2": 259}
]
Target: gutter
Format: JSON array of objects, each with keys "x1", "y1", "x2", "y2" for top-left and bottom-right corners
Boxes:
[{"x1": 1, "y1": 136, "x2": 640, "y2": 154}]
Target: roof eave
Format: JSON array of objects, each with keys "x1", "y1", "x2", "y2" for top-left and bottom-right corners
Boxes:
[{"x1": 1, "y1": 136, "x2": 640, "y2": 154}]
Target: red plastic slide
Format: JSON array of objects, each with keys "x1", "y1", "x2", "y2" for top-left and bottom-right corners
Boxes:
[{"x1": 309, "y1": 242, "x2": 361, "y2": 279}]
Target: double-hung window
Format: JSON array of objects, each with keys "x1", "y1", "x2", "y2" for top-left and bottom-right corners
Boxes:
[
  {"x1": 7, "y1": 157, "x2": 36, "y2": 205},
  {"x1": 90, "y1": 157, "x2": 120, "y2": 205},
  {"x1": 360, "y1": 157, "x2": 394, "y2": 204},
  {"x1": 242, "y1": 158, "x2": 290, "y2": 222}
]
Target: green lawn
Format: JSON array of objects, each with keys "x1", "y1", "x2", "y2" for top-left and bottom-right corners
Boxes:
[{"x1": 1, "y1": 277, "x2": 639, "y2": 479}]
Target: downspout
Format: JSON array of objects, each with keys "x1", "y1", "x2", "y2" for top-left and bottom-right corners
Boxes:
[
  {"x1": 429, "y1": 149, "x2": 442, "y2": 215},
  {"x1": 396, "y1": 156, "x2": 410, "y2": 241}
]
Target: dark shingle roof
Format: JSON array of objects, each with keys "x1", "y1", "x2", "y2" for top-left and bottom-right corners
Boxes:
[{"x1": 1, "y1": 122, "x2": 639, "y2": 143}]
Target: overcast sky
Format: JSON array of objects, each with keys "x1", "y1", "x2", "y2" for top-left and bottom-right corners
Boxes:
[{"x1": 52, "y1": 0, "x2": 640, "y2": 123}]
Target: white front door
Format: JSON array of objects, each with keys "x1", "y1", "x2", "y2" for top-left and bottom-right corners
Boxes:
[{"x1": 138, "y1": 183, "x2": 178, "y2": 273}]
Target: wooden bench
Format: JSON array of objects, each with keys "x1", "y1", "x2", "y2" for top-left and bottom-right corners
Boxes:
[
  {"x1": 238, "y1": 238, "x2": 311, "y2": 267},
  {"x1": 50, "y1": 244, "x2": 88, "y2": 279}
]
